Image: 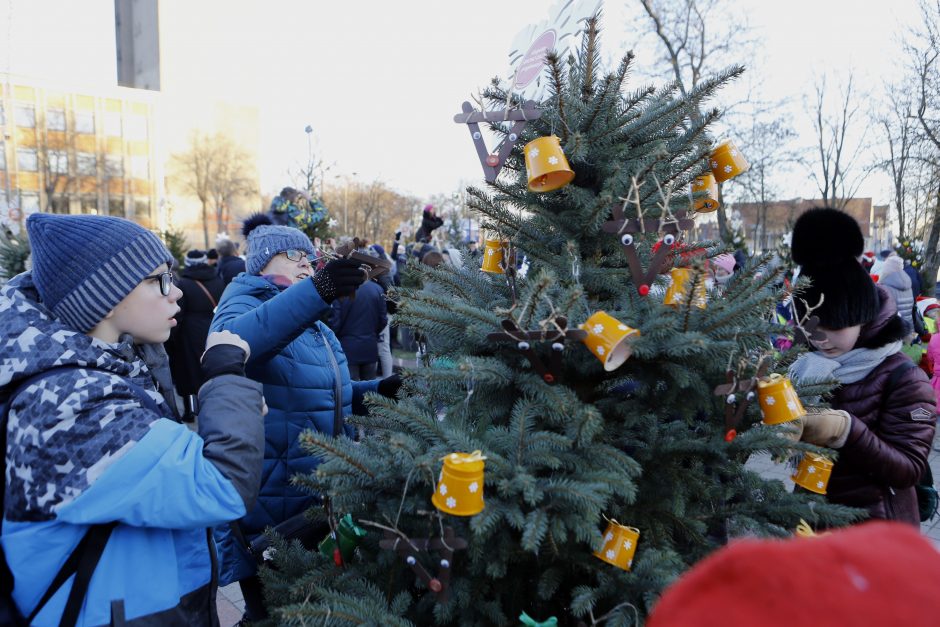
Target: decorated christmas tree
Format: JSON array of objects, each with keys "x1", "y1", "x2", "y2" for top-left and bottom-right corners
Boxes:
[{"x1": 261, "y1": 17, "x2": 858, "y2": 626}]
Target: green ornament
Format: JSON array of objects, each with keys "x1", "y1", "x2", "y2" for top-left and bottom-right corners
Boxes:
[
  {"x1": 519, "y1": 612, "x2": 558, "y2": 627},
  {"x1": 319, "y1": 514, "x2": 367, "y2": 564}
]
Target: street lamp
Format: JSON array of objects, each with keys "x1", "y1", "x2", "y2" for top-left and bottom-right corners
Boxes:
[
  {"x1": 336, "y1": 172, "x2": 358, "y2": 235},
  {"x1": 304, "y1": 125, "x2": 314, "y2": 193}
]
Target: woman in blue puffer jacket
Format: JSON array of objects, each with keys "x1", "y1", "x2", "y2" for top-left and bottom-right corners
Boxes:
[{"x1": 210, "y1": 216, "x2": 401, "y2": 622}]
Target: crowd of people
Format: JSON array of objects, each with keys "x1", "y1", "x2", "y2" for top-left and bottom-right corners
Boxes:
[{"x1": 0, "y1": 203, "x2": 938, "y2": 625}]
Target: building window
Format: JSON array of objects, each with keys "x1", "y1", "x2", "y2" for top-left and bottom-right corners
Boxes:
[
  {"x1": 14, "y1": 105, "x2": 35, "y2": 128},
  {"x1": 50, "y1": 196, "x2": 70, "y2": 214},
  {"x1": 76, "y1": 152, "x2": 97, "y2": 175},
  {"x1": 134, "y1": 197, "x2": 150, "y2": 219},
  {"x1": 104, "y1": 154, "x2": 123, "y2": 177},
  {"x1": 104, "y1": 111, "x2": 122, "y2": 137},
  {"x1": 125, "y1": 114, "x2": 147, "y2": 140},
  {"x1": 19, "y1": 193, "x2": 40, "y2": 215},
  {"x1": 81, "y1": 196, "x2": 98, "y2": 215},
  {"x1": 46, "y1": 109, "x2": 66, "y2": 131},
  {"x1": 49, "y1": 150, "x2": 69, "y2": 174},
  {"x1": 108, "y1": 197, "x2": 125, "y2": 217},
  {"x1": 74, "y1": 111, "x2": 95, "y2": 134},
  {"x1": 130, "y1": 156, "x2": 149, "y2": 179},
  {"x1": 17, "y1": 149, "x2": 38, "y2": 171}
]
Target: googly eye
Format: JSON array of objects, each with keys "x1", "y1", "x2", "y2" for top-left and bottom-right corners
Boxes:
[
  {"x1": 551, "y1": 342, "x2": 564, "y2": 352},
  {"x1": 472, "y1": 131, "x2": 482, "y2": 140},
  {"x1": 440, "y1": 559, "x2": 450, "y2": 568},
  {"x1": 517, "y1": 341, "x2": 530, "y2": 350},
  {"x1": 726, "y1": 394, "x2": 736, "y2": 404},
  {"x1": 621, "y1": 233, "x2": 634, "y2": 246},
  {"x1": 508, "y1": 133, "x2": 518, "y2": 142},
  {"x1": 746, "y1": 391, "x2": 755, "y2": 402},
  {"x1": 406, "y1": 556, "x2": 416, "y2": 565},
  {"x1": 663, "y1": 234, "x2": 676, "y2": 246}
]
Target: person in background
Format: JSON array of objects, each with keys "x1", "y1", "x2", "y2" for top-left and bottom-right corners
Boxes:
[
  {"x1": 328, "y1": 244, "x2": 388, "y2": 381},
  {"x1": 209, "y1": 215, "x2": 401, "y2": 622},
  {"x1": 206, "y1": 248, "x2": 218, "y2": 268},
  {"x1": 370, "y1": 244, "x2": 396, "y2": 378},
  {"x1": 879, "y1": 254, "x2": 915, "y2": 329},
  {"x1": 0, "y1": 213, "x2": 264, "y2": 625},
  {"x1": 904, "y1": 258, "x2": 923, "y2": 297},
  {"x1": 167, "y1": 249, "x2": 225, "y2": 419},
  {"x1": 216, "y1": 238, "x2": 246, "y2": 287},
  {"x1": 708, "y1": 253, "x2": 736, "y2": 289},
  {"x1": 414, "y1": 204, "x2": 444, "y2": 243}
]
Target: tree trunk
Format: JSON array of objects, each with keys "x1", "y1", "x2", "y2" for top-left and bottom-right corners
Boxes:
[
  {"x1": 923, "y1": 185, "x2": 940, "y2": 298},
  {"x1": 201, "y1": 199, "x2": 210, "y2": 249}
]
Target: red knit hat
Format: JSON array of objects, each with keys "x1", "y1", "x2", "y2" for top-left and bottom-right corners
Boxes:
[{"x1": 647, "y1": 522, "x2": 940, "y2": 627}]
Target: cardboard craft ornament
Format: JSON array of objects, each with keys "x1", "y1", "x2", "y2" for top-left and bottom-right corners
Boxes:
[
  {"x1": 602, "y1": 204, "x2": 695, "y2": 297},
  {"x1": 454, "y1": 100, "x2": 541, "y2": 183},
  {"x1": 713, "y1": 355, "x2": 771, "y2": 441},
  {"x1": 333, "y1": 241, "x2": 394, "y2": 280},
  {"x1": 379, "y1": 527, "x2": 468, "y2": 604},
  {"x1": 487, "y1": 316, "x2": 587, "y2": 384}
]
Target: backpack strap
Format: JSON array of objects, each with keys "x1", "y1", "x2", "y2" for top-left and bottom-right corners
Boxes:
[
  {"x1": 2, "y1": 366, "x2": 160, "y2": 625},
  {"x1": 192, "y1": 279, "x2": 218, "y2": 309}
]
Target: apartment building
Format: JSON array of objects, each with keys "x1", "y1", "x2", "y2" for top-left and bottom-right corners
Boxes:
[{"x1": 0, "y1": 75, "x2": 160, "y2": 231}]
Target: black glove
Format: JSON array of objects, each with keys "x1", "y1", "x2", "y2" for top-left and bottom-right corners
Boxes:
[
  {"x1": 311, "y1": 258, "x2": 366, "y2": 303},
  {"x1": 377, "y1": 374, "x2": 402, "y2": 399},
  {"x1": 200, "y1": 344, "x2": 247, "y2": 380},
  {"x1": 395, "y1": 230, "x2": 402, "y2": 242}
]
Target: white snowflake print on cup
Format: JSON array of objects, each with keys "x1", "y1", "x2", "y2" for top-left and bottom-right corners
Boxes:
[
  {"x1": 605, "y1": 532, "x2": 614, "y2": 543},
  {"x1": 723, "y1": 165, "x2": 733, "y2": 173},
  {"x1": 710, "y1": 160, "x2": 718, "y2": 169},
  {"x1": 786, "y1": 401, "x2": 798, "y2": 411},
  {"x1": 764, "y1": 396, "x2": 776, "y2": 406},
  {"x1": 816, "y1": 481, "x2": 824, "y2": 490},
  {"x1": 730, "y1": 149, "x2": 738, "y2": 157},
  {"x1": 623, "y1": 539, "x2": 632, "y2": 550},
  {"x1": 597, "y1": 346, "x2": 606, "y2": 356},
  {"x1": 529, "y1": 147, "x2": 540, "y2": 158},
  {"x1": 468, "y1": 482, "x2": 479, "y2": 493},
  {"x1": 617, "y1": 324, "x2": 629, "y2": 331},
  {"x1": 439, "y1": 484, "x2": 448, "y2": 495},
  {"x1": 605, "y1": 549, "x2": 616, "y2": 560},
  {"x1": 446, "y1": 497, "x2": 457, "y2": 509},
  {"x1": 548, "y1": 156, "x2": 559, "y2": 165},
  {"x1": 593, "y1": 324, "x2": 605, "y2": 334},
  {"x1": 807, "y1": 466, "x2": 816, "y2": 474}
]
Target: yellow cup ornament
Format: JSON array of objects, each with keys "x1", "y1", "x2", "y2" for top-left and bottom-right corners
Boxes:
[
  {"x1": 691, "y1": 173, "x2": 720, "y2": 213},
  {"x1": 524, "y1": 136, "x2": 575, "y2": 193},
  {"x1": 663, "y1": 267, "x2": 707, "y2": 309},
  {"x1": 792, "y1": 454, "x2": 834, "y2": 495},
  {"x1": 432, "y1": 451, "x2": 486, "y2": 516},
  {"x1": 593, "y1": 520, "x2": 640, "y2": 571},
  {"x1": 579, "y1": 311, "x2": 640, "y2": 372},
  {"x1": 757, "y1": 374, "x2": 807, "y2": 425},
  {"x1": 709, "y1": 140, "x2": 749, "y2": 183},
  {"x1": 481, "y1": 239, "x2": 510, "y2": 274}
]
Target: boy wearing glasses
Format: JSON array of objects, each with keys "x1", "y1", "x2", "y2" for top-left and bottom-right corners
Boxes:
[{"x1": 0, "y1": 213, "x2": 266, "y2": 625}]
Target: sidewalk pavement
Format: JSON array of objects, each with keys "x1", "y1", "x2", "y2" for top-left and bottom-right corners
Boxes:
[{"x1": 215, "y1": 432, "x2": 940, "y2": 626}]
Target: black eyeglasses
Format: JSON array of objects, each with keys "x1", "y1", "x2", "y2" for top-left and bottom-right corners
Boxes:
[
  {"x1": 140, "y1": 271, "x2": 174, "y2": 296},
  {"x1": 281, "y1": 249, "x2": 315, "y2": 263}
]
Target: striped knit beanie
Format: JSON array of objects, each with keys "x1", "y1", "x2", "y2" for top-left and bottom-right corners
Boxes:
[{"x1": 26, "y1": 213, "x2": 173, "y2": 332}]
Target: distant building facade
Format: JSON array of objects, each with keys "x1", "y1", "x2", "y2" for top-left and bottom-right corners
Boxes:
[{"x1": 0, "y1": 75, "x2": 160, "y2": 231}]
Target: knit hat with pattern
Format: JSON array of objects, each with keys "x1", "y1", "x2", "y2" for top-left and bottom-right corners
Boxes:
[
  {"x1": 245, "y1": 224, "x2": 315, "y2": 275},
  {"x1": 26, "y1": 213, "x2": 173, "y2": 332}
]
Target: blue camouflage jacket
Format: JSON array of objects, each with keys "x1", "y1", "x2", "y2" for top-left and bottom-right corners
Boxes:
[{"x1": 0, "y1": 273, "x2": 265, "y2": 626}]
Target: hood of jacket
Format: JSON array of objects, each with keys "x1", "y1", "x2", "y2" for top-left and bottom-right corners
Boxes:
[
  {"x1": 879, "y1": 269, "x2": 911, "y2": 291},
  {"x1": 857, "y1": 286, "x2": 906, "y2": 350}
]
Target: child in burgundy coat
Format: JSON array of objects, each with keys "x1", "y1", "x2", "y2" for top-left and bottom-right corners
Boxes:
[{"x1": 787, "y1": 208, "x2": 936, "y2": 526}]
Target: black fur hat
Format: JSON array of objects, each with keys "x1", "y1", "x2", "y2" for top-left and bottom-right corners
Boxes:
[{"x1": 791, "y1": 207, "x2": 879, "y2": 330}]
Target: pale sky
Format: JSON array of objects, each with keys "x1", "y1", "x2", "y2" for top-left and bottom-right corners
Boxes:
[{"x1": 0, "y1": 0, "x2": 924, "y2": 206}]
